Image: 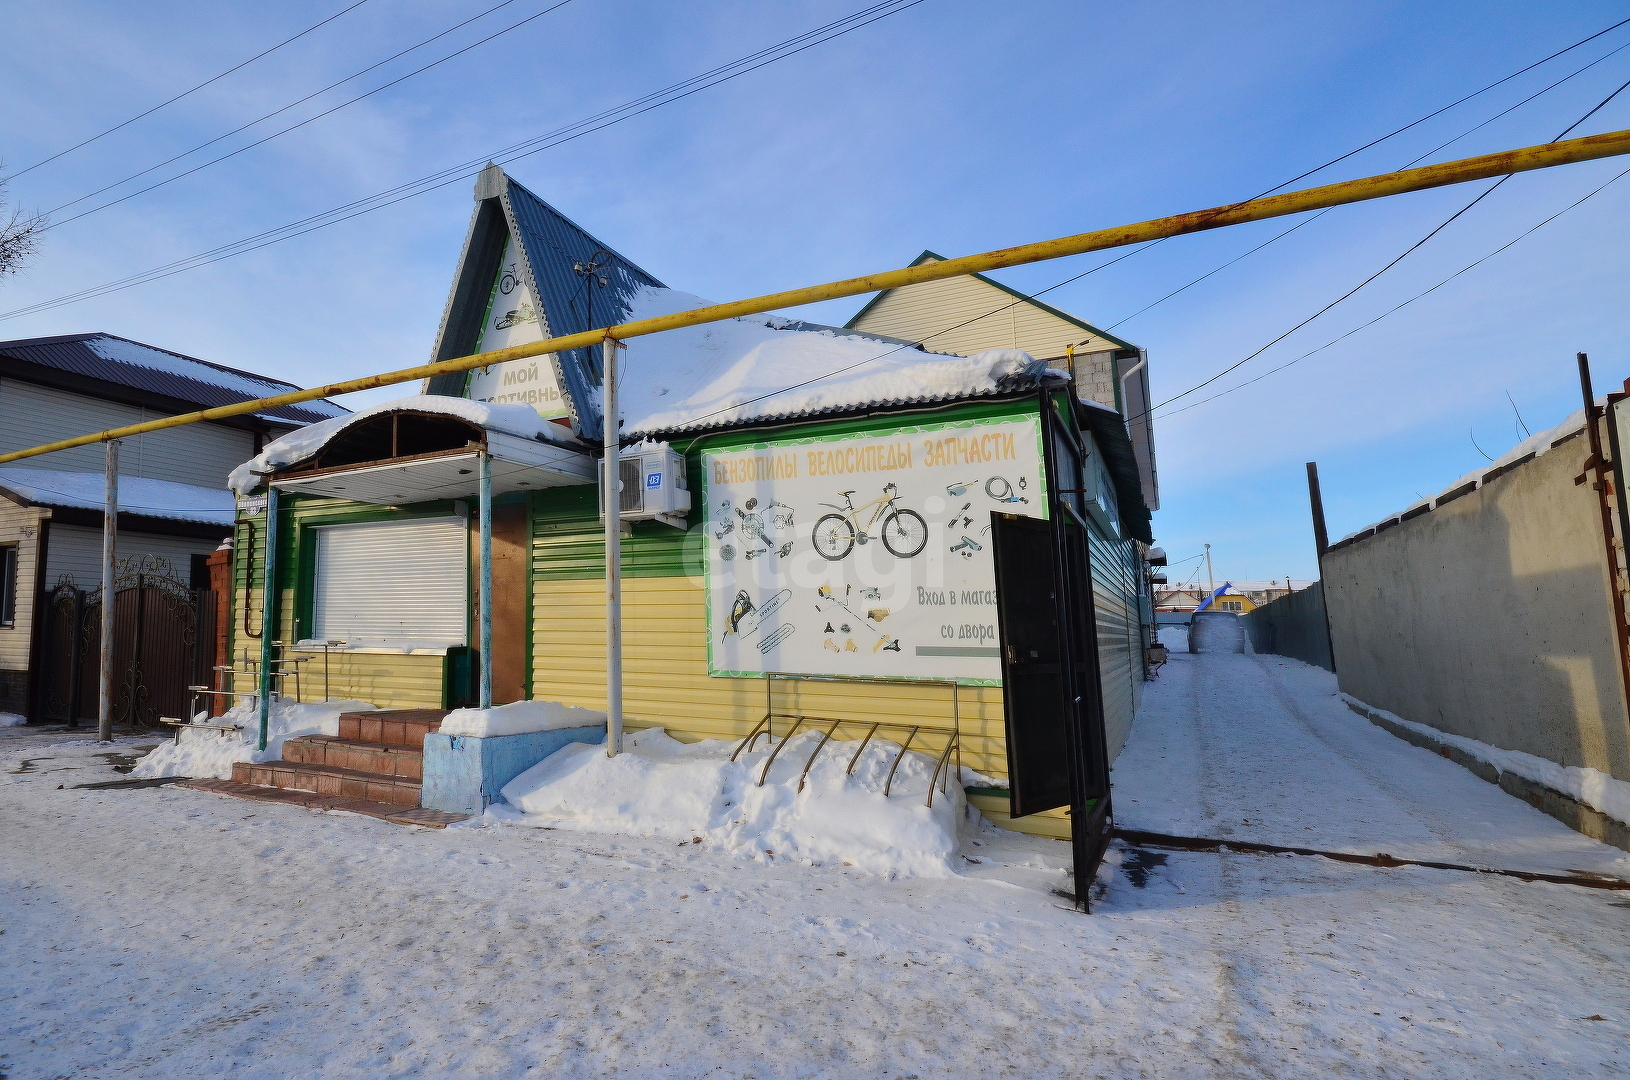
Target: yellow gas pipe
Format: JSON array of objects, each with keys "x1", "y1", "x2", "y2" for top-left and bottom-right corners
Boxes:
[{"x1": 4, "y1": 127, "x2": 1630, "y2": 466}]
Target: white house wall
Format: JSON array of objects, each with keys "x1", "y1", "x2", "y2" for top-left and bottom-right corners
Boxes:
[
  {"x1": 0, "y1": 378, "x2": 255, "y2": 489},
  {"x1": 44, "y1": 524, "x2": 218, "y2": 591}
]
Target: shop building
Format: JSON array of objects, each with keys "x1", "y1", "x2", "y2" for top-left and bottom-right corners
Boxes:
[{"x1": 222, "y1": 166, "x2": 1155, "y2": 876}]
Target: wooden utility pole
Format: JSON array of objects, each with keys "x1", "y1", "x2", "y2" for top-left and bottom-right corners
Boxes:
[
  {"x1": 96, "y1": 440, "x2": 119, "y2": 741},
  {"x1": 1305, "y1": 462, "x2": 1330, "y2": 558}
]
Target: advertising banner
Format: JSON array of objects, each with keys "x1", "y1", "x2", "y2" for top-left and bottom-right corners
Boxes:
[
  {"x1": 702, "y1": 414, "x2": 1047, "y2": 685},
  {"x1": 464, "y1": 233, "x2": 572, "y2": 421}
]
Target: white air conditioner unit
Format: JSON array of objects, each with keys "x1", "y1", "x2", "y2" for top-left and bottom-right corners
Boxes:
[{"x1": 610, "y1": 444, "x2": 690, "y2": 529}]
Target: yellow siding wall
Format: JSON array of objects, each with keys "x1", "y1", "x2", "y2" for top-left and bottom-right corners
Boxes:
[
  {"x1": 847, "y1": 268, "x2": 1124, "y2": 408},
  {"x1": 528, "y1": 574, "x2": 1071, "y2": 838},
  {"x1": 233, "y1": 585, "x2": 445, "y2": 710},
  {"x1": 0, "y1": 502, "x2": 46, "y2": 678}
]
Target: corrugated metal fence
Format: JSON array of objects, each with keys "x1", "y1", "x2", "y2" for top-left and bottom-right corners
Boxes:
[{"x1": 1241, "y1": 582, "x2": 1334, "y2": 672}]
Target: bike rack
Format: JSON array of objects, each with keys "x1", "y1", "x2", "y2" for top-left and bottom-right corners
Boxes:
[{"x1": 728, "y1": 674, "x2": 965, "y2": 807}]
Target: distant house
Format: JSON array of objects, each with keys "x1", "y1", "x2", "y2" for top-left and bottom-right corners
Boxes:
[
  {"x1": 0, "y1": 333, "x2": 345, "y2": 721},
  {"x1": 845, "y1": 251, "x2": 1162, "y2": 722},
  {"x1": 846, "y1": 250, "x2": 1158, "y2": 513},
  {"x1": 1156, "y1": 582, "x2": 1297, "y2": 613}
]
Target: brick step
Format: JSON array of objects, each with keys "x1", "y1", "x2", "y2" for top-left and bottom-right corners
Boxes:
[
  {"x1": 231, "y1": 759, "x2": 421, "y2": 807},
  {"x1": 282, "y1": 736, "x2": 423, "y2": 780},
  {"x1": 177, "y1": 778, "x2": 467, "y2": 828},
  {"x1": 338, "y1": 709, "x2": 448, "y2": 748}
]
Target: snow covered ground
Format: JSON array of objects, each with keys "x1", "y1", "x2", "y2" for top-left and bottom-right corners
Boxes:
[{"x1": 4, "y1": 640, "x2": 1629, "y2": 1078}]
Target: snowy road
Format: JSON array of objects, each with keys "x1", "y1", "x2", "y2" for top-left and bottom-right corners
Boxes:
[{"x1": 4, "y1": 641, "x2": 1630, "y2": 1078}]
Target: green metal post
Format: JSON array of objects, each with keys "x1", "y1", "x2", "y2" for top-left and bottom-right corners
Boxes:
[{"x1": 257, "y1": 487, "x2": 278, "y2": 751}]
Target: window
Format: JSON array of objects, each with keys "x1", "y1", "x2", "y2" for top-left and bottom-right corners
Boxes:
[
  {"x1": 1220, "y1": 600, "x2": 1242, "y2": 612},
  {"x1": 0, "y1": 545, "x2": 16, "y2": 627},
  {"x1": 311, "y1": 518, "x2": 467, "y2": 650}
]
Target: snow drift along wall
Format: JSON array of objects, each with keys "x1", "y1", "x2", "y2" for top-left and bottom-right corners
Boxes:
[{"x1": 1321, "y1": 432, "x2": 1630, "y2": 790}]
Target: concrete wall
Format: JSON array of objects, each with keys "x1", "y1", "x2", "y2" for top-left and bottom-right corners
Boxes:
[
  {"x1": 1323, "y1": 433, "x2": 1630, "y2": 783},
  {"x1": 1242, "y1": 583, "x2": 1333, "y2": 672}
]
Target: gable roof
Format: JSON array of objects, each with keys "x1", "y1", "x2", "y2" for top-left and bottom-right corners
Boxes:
[
  {"x1": 0, "y1": 332, "x2": 347, "y2": 427},
  {"x1": 424, "y1": 165, "x2": 665, "y2": 433},
  {"x1": 845, "y1": 251, "x2": 1138, "y2": 354}
]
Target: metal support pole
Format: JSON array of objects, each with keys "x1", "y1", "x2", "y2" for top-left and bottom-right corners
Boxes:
[
  {"x1": 604, "y1": 336, "x2": 624, "y2": 757},
  {"x1": 479, "y1": 450, "x2": 493, "y2": 710},
  {"x1": 256, "y1": 487, "x2": 279, "y2": 752},
  {"x1": 96, "y1": 440, "x2": 119, "y2": 742}
]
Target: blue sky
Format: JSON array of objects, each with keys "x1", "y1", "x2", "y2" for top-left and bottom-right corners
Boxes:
[{"x1": 3, "y1": 0, "x2": 1628, "y2": 582}]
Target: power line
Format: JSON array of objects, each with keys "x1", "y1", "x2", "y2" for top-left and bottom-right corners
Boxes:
[
  {"x1": 1151, "y1": 162, "x2": 1630, "y2": 421},
  {"x1": 677, "y1": 39, "x2": 1630, "y2": 435},
  {"x1": 40, "y1": 0, "x2": 567, "y2": 229},
  {"x1": 1104, "y1": 35, "x2": 1630, "y2": 333},
  {"x1": 1, "y1": 0, "x2": 376, "y2": 183},
  {"x1": 1252, "y1": 15, "x2": 1630, "y2": 197},
  {"x1": 0, "y1": 0, "x2": 929, "y2": 323},
  {"x1": 1143, "y1": 72, "x2": 1630, "y2": 418}
]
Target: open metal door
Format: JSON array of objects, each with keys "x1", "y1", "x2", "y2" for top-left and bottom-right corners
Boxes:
[
  {"x1": 990, "y1": 514, "x2": 1071, "y2": 816},
  {"x1": 991, "y1": 508, "x2": 1115, "y2": 910}
]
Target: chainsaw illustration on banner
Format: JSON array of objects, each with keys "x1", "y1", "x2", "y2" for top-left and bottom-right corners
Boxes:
[
  {"x1": 723, "y1": 588, "x2": 796, "y2": 655},
  {"x1": 814, "y1": 583, "x2": 900, "y2": 655},
  {"x1": 714, "y1": 497, "x2": 796, "y2": 561}
]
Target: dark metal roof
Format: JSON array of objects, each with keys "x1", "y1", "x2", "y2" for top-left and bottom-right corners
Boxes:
[
  {"x1": 504, "y1": 179, "x2": 665, "y2": 341},
  {"x1": 424, "y1": 165, "x2": 663, "y2": 436},
  {"x1": 0, "y1": 333, "x2": 347, "y2": 427},
  {"x1": 1075, "y1": 393, "x2": 1154, "y2": 544}
]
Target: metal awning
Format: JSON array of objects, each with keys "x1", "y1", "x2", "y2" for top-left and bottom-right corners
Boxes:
[{"x1": 270, "y1": 431, "x2": 593, "y2": 505}]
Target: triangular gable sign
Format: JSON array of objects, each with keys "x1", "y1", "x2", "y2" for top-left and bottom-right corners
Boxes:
[{"x1": 425, "y1": 164, "x2": 664, "y2": 439}]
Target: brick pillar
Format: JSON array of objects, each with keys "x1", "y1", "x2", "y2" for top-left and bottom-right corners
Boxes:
[{"x1": 206, "y1": 538, "x2": 234, "y2": 717}]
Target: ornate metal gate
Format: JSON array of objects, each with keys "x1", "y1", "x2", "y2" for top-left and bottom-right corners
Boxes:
[{"x1": 40, "y1": 556, "x2": 218, "y2": 729}]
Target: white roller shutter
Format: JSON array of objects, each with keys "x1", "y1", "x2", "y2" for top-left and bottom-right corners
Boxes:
[{"x1": 312, "y1": 517, "x2": 467, "y2": 648}]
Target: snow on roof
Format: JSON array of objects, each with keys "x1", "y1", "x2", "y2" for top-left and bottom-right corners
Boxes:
[
  {"x1": 615, "y1": 287, "x2": 1049, "y2": 438},
  {"x1": 228, "y1": 395, "x2": 579, "y2": 494},
  {"x1": 0, "y1": 333, "x2": 346, "y2": 426},
  {"x1": 0, "y1": 468, "x2": 234, "y2": 525},
  {"x1": 1334, "y1": 401, "x2": 1596, "y2": 544},
  {"x1": 84, "y1": 336, "x2": 308, "y2": 404}
]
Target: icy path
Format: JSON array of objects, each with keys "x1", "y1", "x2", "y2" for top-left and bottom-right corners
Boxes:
[
  {"x1": 1117, "y1": 633, "x2": 1630, "y2": 877},
  {"x1": 4, "y1": 666, "x2": 1630, "y2": 1077}
]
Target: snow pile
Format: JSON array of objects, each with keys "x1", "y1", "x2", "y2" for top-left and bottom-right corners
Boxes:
[
  {"x1": 616, "y1": 287, "x2": 1047, "y2": 437},
  {"x1": 128, "y1": 698, "x2": 377, "y2": 780},
  {"x1": 1343, "y1": 694, "x2": 1630, "y2": 826},
  {"x1": 497, "y1": 727, "x2": 966, "y2": 877},
  {"x1": 1188, "y1": 612, "x2": 1243, "y2": 654},
  {"x1": 0, "y1": 468, "x2": 235, "y2": 525},
  {"x1": 440, "y1": 699, "x2": 607, "y2": 738},
  {"x1": 228, "y1": 396, "x2": 574, "y2": 494},
  {"x1": 0, "y1": 712, "x2": 25, "y2": 727}
]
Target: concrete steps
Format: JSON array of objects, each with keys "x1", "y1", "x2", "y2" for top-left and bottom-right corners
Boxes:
[
  {"x1": 189, "y1": 709, "x2": 465, "y2": 827},
  {"x1": 282, "y1": 735, "x2": 423, "y2": 780},
  {"x1": 231, "y1": 759, "x2": 422, "y2": 806}
]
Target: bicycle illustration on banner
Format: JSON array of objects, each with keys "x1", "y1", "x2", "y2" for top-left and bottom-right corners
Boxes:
[{"x1": 811, "y1": 483, "x2": 928, "y2": 561}]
